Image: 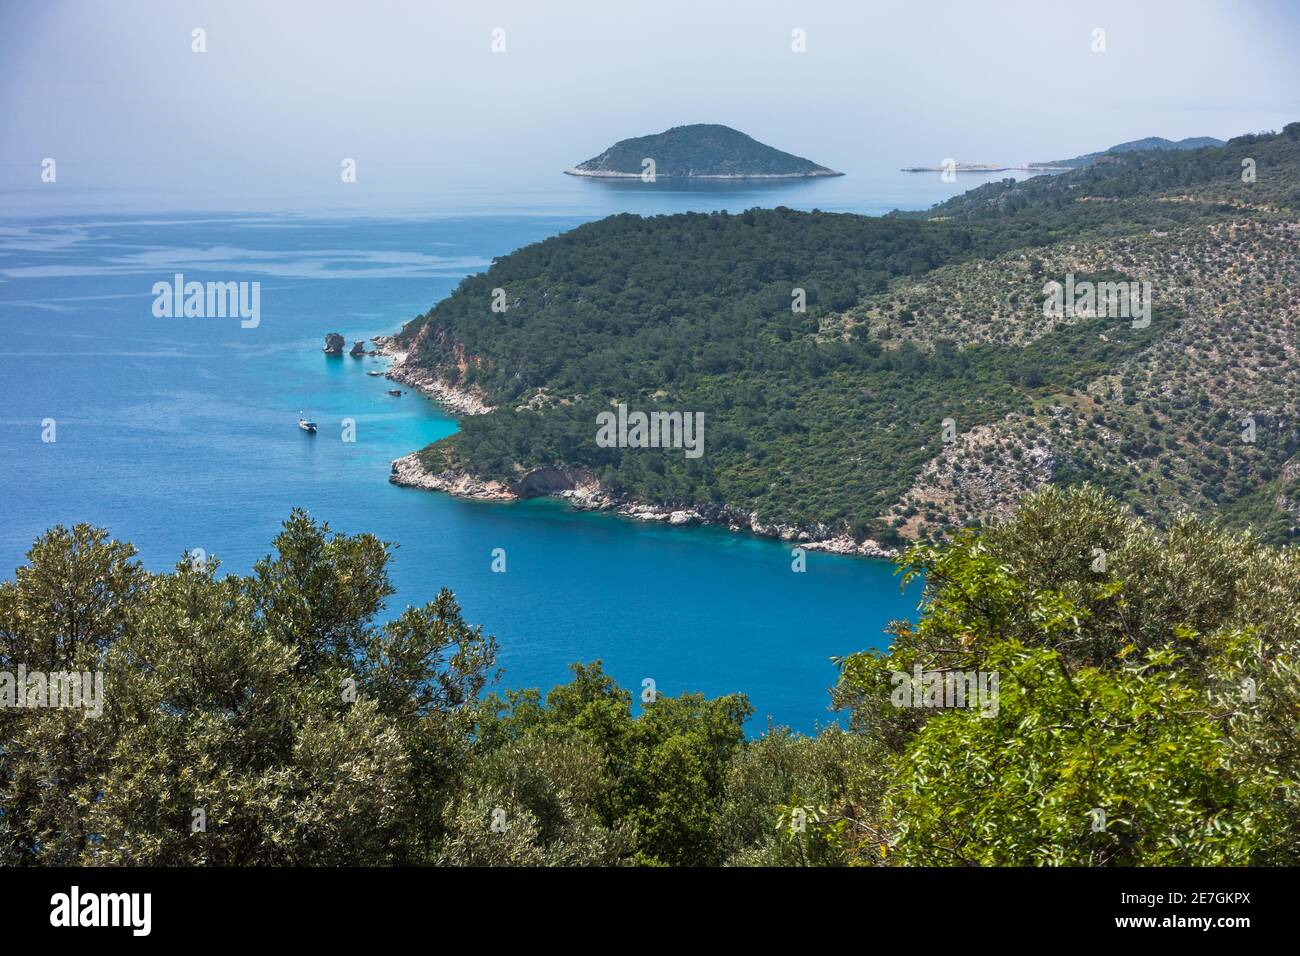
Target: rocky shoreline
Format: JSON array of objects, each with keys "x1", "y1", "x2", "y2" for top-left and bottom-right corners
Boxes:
[
  {"x1": 370, "y1": 335, "x2": 494, "y2": 416},
  {"x1": 388, "y1": 452, "x2": 898, "y2": 559},
  {"x1": 373, "y1": 330, "x2": 896, "y2": 559}
]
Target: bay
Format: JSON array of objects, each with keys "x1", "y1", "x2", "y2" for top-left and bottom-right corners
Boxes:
[{"x1": 0, "y1": 169, "x2": 1034, "y2": 731}]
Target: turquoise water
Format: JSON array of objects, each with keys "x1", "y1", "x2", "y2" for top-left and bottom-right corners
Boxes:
[{"x1": 0, "y1": 173, "x2": 1007, "y2": 730}]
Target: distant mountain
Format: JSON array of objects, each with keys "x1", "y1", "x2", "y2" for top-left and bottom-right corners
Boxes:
[
  {"x1": 565, "y1": 124, "x2": 842, "y2": 179},
  {"x1": 1039, "y1": 136, "x2": 1225, "y2": 168}
]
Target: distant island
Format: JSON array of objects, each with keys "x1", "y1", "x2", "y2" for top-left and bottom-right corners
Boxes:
[
  {"x1": 565, "y1": 124, "x2": 842, "y2": 180},
  {"x1": 903, "y1": 135, "x2": 1227, "y2": 174}
]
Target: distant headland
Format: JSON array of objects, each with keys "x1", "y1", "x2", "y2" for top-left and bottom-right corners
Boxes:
[
  {"x1": 903, "y1": 135, "x2": 1227, "y2": 174},
  {"x1": 901, "y1": 163, "x2": 1069, "y2": 173},
  {"x1": 565, "y1": 124, "x2": 843, "y2": 180}
]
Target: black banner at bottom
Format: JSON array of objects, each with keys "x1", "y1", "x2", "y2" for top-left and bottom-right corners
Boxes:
[{"x1": 0, "y1": 865, "x2": 1279, "y2": 941}]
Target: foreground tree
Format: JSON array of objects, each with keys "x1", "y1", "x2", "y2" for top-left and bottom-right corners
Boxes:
[
  {"x1": 0, "y1": 525, "x2": 144, "y2": 864},
  {"x1": 0, "y1": 511, "x2": 496, "y2": 865},
  {"x1": 459, "y1": 662, "x2": 752, "y2": 866},
  {"x1": 829, "y1": 486, "x2": 1299, "y2": 865},
  {"x1": 3, "y1": 487, "x2": 1296, "y2": 866}
]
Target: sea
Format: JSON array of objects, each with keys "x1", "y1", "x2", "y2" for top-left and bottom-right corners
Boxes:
[{"x1": 0, "y1": 167, "x2": 1038, "y2": 732}]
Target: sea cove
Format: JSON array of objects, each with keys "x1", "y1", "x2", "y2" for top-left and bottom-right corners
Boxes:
[{"x1": 0, "y1": 202, "x2": 944, "y2": 732}]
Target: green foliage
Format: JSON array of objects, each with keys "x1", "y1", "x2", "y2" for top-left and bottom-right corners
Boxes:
[
  {"x1": 437, "y1": 733, "x2": 632, "y2": 866},
  {"x1": 831, "y1": 486, "x2": 1300, "y2": 865},
  {"x1": 886, "y1": 640, "x2": 1268, "y2": 865},
  {"x1": 2, "y1": 489, "x2": 1296, "y2": 865},
  {"x1": 716, "y1": 727, "x2": 889, "y2": 866},
  {"x1": 470, "y1": 663, "x2": 752, "y2": 866},
  {"x1": 0, "y1": 512, "x2": 497, "y2": 865},
  {"x1": 0, "y1": 525, "x2": 145, "y2": 864}
]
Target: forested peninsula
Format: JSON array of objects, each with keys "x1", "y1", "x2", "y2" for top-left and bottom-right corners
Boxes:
[{"x1": 388, "y1": 125, "x2": 1300, "y2": 552}]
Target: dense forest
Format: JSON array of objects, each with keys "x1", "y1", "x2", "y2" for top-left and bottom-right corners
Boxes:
[
  {"x1": 3, "y1": 487, "x2": 1296, "y2": 865},
  {"x1": 397, "y1": 124, "x2": 1300, "y2": 547}
]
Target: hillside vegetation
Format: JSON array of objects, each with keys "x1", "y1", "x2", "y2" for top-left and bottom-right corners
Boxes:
[
  {"x1": 397, "y1": 124, "x2": 1300, "y2": 547},
  {"x1": 1035, "y1": 134, "x2": 1226, "y2": 168}
]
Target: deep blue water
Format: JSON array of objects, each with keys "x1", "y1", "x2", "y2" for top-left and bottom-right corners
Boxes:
[{"x1": 0, "y1": 172, "x2": 1019, "y2": 731}]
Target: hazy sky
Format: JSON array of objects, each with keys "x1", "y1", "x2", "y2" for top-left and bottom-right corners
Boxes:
[{"x1": 2, "y1": 0, "x2": 1297, "y2": 211}]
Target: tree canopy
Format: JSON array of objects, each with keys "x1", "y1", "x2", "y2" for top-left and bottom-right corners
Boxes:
[{"x1": 3, "y1": 488, "x2": 1296, "y2": 865}]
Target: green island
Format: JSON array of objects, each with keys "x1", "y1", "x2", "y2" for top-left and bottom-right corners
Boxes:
[
  {"x1": 564, "y1": 123, "x2": 842, "y2": 179},
  {"x1": 389, "y1": 123, "x2": 1300, "y2": 553}
]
